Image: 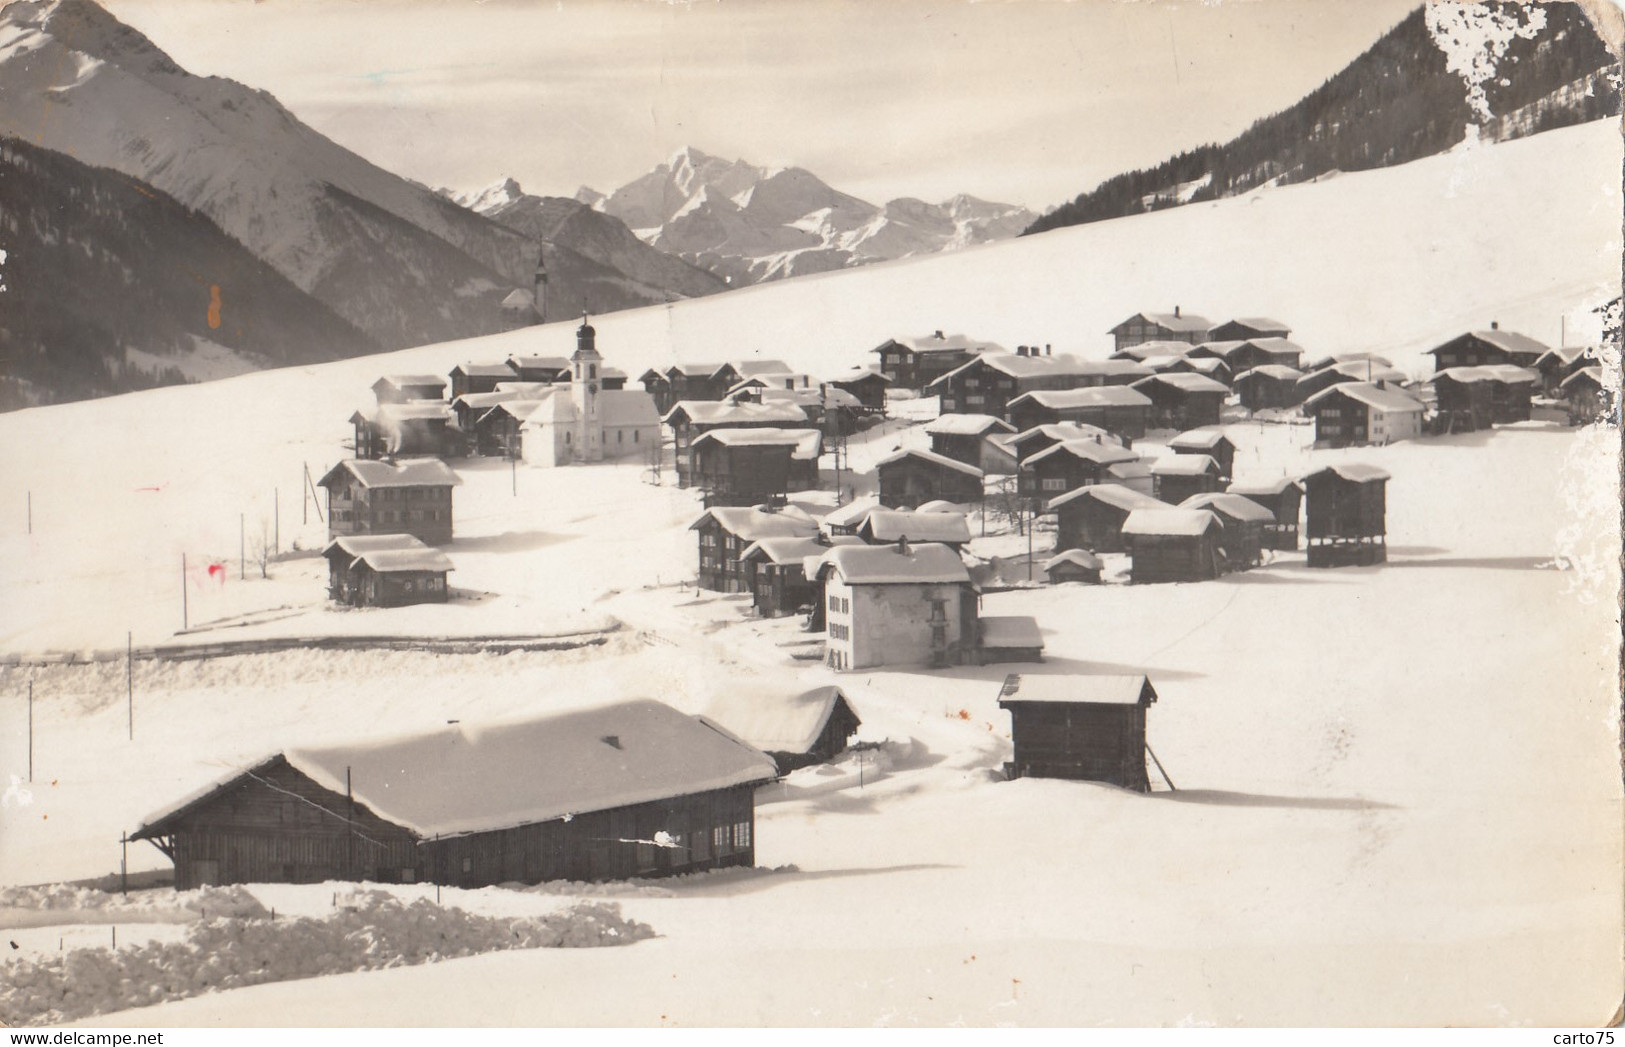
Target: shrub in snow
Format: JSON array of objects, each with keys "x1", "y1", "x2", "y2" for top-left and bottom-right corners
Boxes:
[{"x1": 0, "y1": 893, "x2": 652, "y2": 1027}]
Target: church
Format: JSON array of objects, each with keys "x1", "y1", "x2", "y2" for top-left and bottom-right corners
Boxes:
[{"x1": 518, "y1": 319, "x2": 661, "y2": 467}]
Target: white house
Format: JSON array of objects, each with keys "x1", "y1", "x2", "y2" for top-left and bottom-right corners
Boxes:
[{"x1": 815, "y1": 541, "x2": 977, "y2": 672}]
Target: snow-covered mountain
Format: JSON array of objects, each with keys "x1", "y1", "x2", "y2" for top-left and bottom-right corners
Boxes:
[{"x1": 577, "y1": 146, "x2": 1037, "y2": 286}]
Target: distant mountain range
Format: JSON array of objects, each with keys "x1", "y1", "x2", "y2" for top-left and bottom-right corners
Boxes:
[
  {"x1": 460, "y1": 148, "x2": 1038, "y2": 288},
  {"x1": 1026, "y1": 3, "x2": 1619, "y2": 236}
]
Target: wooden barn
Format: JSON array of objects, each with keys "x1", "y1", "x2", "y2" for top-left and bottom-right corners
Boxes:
[
  {"x1": 997, "y1": 673, "x2": 1158, "y2": 792},
  {"x1": 505, "y1": 354, "x2": 573, "y2": 384},
  {"x1": 876, "y1": 448, "x2": 984, "y2": 509},
  {"x1": 829, "y1": 366, "x2": 892, "y2": 412},
  {"x1": 739, "y1": 536, "x2": 828, "y2": 618},
  {"x1": 1303, "y1": 463, "x2": 1390, "y2": 568},
  {"x1": 372, "y1": 374, "x2": 447, "y2": 406},
  {"x1": 690, "y1": 506, "x2": 819, "y2": 592},
  {"x1": 1043, "y1": 549, "x2": 1103, "y2": 584},
  {"x1": 1131, "y1": 373, "x2": 1228, "y2": 430},
  {"x1": 1232, "y1": 365, "x2": 1305, "y2": 411},
  {"x1": 663, "y1": 400, "x2": 810, "y2": 488},
  {"x1": 1018, "y1": 438, "x2": 1141, "y2": 504},
  {"x1": 1007, "y1": 422, "x2": 1128, "y2": 465},
  {"x1": 1429, "y1": 366, "x2": 1538, "y2": 432},
  {"x1": 929, "y1": 350, "x2": 1150, "y2": 417},
  {"x1": 1150, "y1": 454, "x2": 1223, "y2": 504},
  {"x1": 319, "y1": 458, "x2": 461, "y2": 545},
  {"x1": 1210, "y1": 317, "x2": 1291, "y2": 342},
  {"x1": 924, "y1": 414, "x2": 1018, "y2": 472},
  {"x1": 1048, "y1": 483, "x2": 1168, "y2": 554},
  {"x1": 821, "y1": 497, "x2": 882, "y2": 538},
  {"x1": 1534, "y1": 346, "x2": 1591, "y2": 396},
  {"x1": 351, "y1": 403, "x2": 459, "y2": 459},
  {"x1": 815, "y1": 541, "x2": 978, "y2": 671},
  {"x1": 1121, "y1": 508, "x2": 1223, "y2": 583},
  {"x1": 690, "y1": 427, "x2": 822, "y2": 507},
  {"x1": 448, "y1": 363, "x2": 518, "y2": 399},
  {"x1": 1303, "y1": 382, "x2": 1425, "y2": 448},
  {"x1": 1223, "y1": 337, "x2": 1305, "y2": 374},
  {"x1": 1108, "y1": 309, "x2": 1212, "y2": 351},
  {"x1": 323, "y1": 535, "x2": 453, "y2": 607},
  {"x1": 1561, "y1": 366, "x2": 1609, "y2": 425},
  {"x1": 1166, "y1": 355, "x2": 1232, "y2": 386},
  {"x1": 703, "y1": 686, "x2": 863, "y2": 774},
  {"x1": 1424, "y1": 325, "x2": 1548, "y2": 371},
  {"x1": 1179, "y1": 492, "x2": 1274, "y2": 571},
  {"x1": 1226, "y1": 476, "x2": 1304, "y2": 550},
  {"x1": 711, "y1": 360, "x2": 795, "y2": 391},
  {"x1": 1005, "y1": 387, "x2": 1153, "y2": 440},
  {"x1": 977, "y1": 616, "x2": 1045, "y2": 665},
  {"x1": 130, "y1": 701, "x2": 778, "y2": 890},
  {"x1": 870, "y1": 331, "x2": 990, "y2": 390},
  {"x1": 857, "y1": 508, "x2": 972, "y2": 551},
  {"x1": 1294, "y1": 360, "x2": 1408, "y2": 401},
  {"x1": 1167, "y1": 429, "x2": 1236, "y2": 480}
]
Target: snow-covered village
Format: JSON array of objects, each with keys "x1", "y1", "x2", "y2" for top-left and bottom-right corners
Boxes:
[{"x1": 0, "y1": 0, "x2": 1621, "y2": 1032}]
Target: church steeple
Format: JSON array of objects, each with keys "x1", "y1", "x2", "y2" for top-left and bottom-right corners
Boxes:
[
  {"x1": 532, "y1": 244, "x2": 549, "y2": 325},
  {"x1": 570, "y1": 314, "x2": 604, "y2": 461}
]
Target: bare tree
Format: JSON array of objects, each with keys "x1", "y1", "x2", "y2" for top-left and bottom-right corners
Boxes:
[{"x1": 248, "y1": 516, "x2": 274, "y2": 579}]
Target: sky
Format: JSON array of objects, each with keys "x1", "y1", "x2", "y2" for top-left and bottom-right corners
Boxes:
[{"x1": 98, "y1": 0, "x2": 1428, "y2": 210}]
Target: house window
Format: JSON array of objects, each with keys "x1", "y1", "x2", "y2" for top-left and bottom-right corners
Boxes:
[
  {"x1": 1322, "y1": 408, "x2": 1341, "y2": 418},
  {"x1": 713, "y1": 825, "x2": 731, "y2": 855},
  {"x1": 829, "y1": 594, "x2": 840, "y2": 612},
  {"x1": 634, "y1": 430, "x2": 640, "y2": 443},
  {"x1": 565, "y1": 432, "x2": 572, "y2": 444},
  {"x1": 967, "y1": 395, "x2": 985, "y2": 406},
  {"x1": 1042, "y1": 478, "x2": 1068, "y2": 491},
  {"x1": 733, "y1": 821, "x2": 751, "y2": 850}
]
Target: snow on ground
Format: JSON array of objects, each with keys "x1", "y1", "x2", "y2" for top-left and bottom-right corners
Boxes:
[{"x1": 0, "y1": 121, "x2": 1619, "y2": 1027}]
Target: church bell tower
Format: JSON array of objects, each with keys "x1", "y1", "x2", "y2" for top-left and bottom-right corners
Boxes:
[{"x1": 571, "y1": 315, "x2": 603, "y2": 461}]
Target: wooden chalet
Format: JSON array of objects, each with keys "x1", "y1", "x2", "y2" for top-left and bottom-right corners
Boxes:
[
  {"x1": 351, "y1": 403, "x2": 460, "y2": 459},
  {"x1": 856, "y1": 509, "x2": 972, "y2": 551},
  {"x1": 469, "y1": 398, "x2": 547, "y2": 459},
  {"x1": 1233, "y1": 365, "x2": 1305, "y2": 411},
  {"x1": 1534, "y1": 346, "x2": 1591, "y2": 396},
  {"x1": 322, "y1": 535, "x2": 452, "y2": 608},
  {"x1": 450, "y1": 386, "x2": 549, "y2": 450},
  {"x1": 870, "y1": 331, "x2": 993, "y2": 391},
  {"x1": 704, "y1": 686, "x2": 862, "y2": 774},
  {"x1": 1561, "y1": 366, "x2": 1609, "y2": 425},
  {"x1": 448, "y1": 363, "x2": 518, "y2": 399},
  {"x1": 828, "y1": 366, "x2": 891, "y2": 412},
  {"x1": 876, "y1": 448, "x2": 984, "y2": 509},
  {"x1": 924, "y1": 413, "x2": 1018, "y2": 472},
  {"x1": 710, "y1": 359, "x2": 794, "y2": 390},
  {"x1": 1150, "y1": 454, "x2": 1223, "y2": 504},
  {"x1": 739, "y1": 536, "x2": 828, "y2": 618},
  {"x1": 1223, "y1": 338, "x2": 1304, "y2": 374},
  {"x1": 929, "y1": 350, "x2": 1151, "y2": 417},
  {"x1": 997, "y1": 673, "x2": 1157, "y2": 792},
  {"x1": 1018, "y1": 438, "x2": 1140, "y2": 504},
  {"x1": 1179, "y1": 492, "x2": 1273, "y2": 570},
  {"x1": 639, "y1": 368, "x2": 678, "y2": 415},
  {"x1": 1121, "y1": 508, "x2": 1223, "y2": 583},
  {"x1": 130, "y1": 701, "x2": 778, "y2": 889},
  {"x1": 1130, "y1": 373, "x2": 1228, "y2": 430},
  {"x1": 505, "y1": 354, "x2": 572, "y2": 384},
  {"x1": 690, "y1": 506, "x2": 819, "y2": 592},
  {"x1": 821, "y1": 497, "x2": 882, "y2": 538},
  {"x1": 1043, "y1": 548, "x2": 1103, "y2": 584},
  {"x1": 1166, "y1": 355, "x2": 1232, "y2": 386},
  {"x1": 977, "y1": 616, "x2": 1045, "y2": 665},
  {"x1": 319, "y1": 458, "x2": 460, "y2": 545},
  {"x1": 1429, "y1": 366, "x2": 1537, "y2": 432},
  {"x1": 1303, "y1": 463, "x2": 1390, "y2": 568},
  {"x1": 689, "y1": 427, "x2": 822, "y2": 507},
  {"x1": 815, "y1": 540, "x2": 978, "y2": 671},
  {"x1": 1425, "y1": 325, "x2": 1549, "y2": 372},
  {"x1": 372, "y1": 374, "x2": 447, "y2": 406},
  {"x1": 1108, "y1": 309, "x2": 1212, "y2": 352},
  {"x1": 1294, "y1": 361, "x2": 1408, "y2": 401},
  {"x1": 1166, "y1": 429, "x2": 1236, "y2": 480},
  {"x1": 1005, "y1": 387, "x2": 1153, "y2": 440},
  {"x1": 740, "y1": 384, "x2": 863, "y2": 436},
  {"x1": 663, "y1": 400, "x2": 810, "y2": 488},
  {"x1": 1210, "y1": 317, "x2": 1290, "y2": 342},
  {"x1": 1304, "y1": 382, "x2": 1425, "y2": 448},
  {"x1": 1048, "y1": 484, "x2": 1168, "y2": 554},
  {"x1": 1226, "y1": 476, "x2": 1303, "y2": 551},
  {"x1": 1007, "y1": 422, "x2": 1128, "y2": 464}
]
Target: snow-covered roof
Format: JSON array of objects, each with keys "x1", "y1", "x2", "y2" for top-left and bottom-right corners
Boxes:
[
  {"x1": 1133, "y1": 373, "x2": 1230, "y2": 395},
  {"x1": 702, "y1": 686, "x2": 858, "y2": 755},
  {"x1": 1299, "y1": 361, "x2": 1408, "y2": 386},
  {"x1": 924, "y1": 413, "x2": 1016, "y2": 436},
  {"x1": 1047, "y1": 483, "x2": 1167, "y2": 512},
  {"x1": 1025, "y1": 438, "x2": 1140, "y2": 467},
  {"x1": 1220, "y1": 317, "x2": 1291, "y2": 334},
  {"x1": 892, "y1": 332, "x2": 1005, "y2": 354},
  {"x1": 374, "y1": 403, "x2": 455, "y2": 424},
  {"x1": 1233, "y1": 365, "x2": 1304, "y2": 382},
  {"x1": 1560, "y1": 366, "x2": 1606, "y2": 390},
  {"x1": 1177, "y1": 357, "x2": 1229, "y2": 375},
  {"x1": 1304, "y1": 381, "x2": 1424, "y2": 413},
  {"x1": 663, "y1": 400, "x2": 809, "y2": 426},
  {"x1": 693, "y1": 426, "x2": 822, "y2": 451},
  {"x1": 1434, "y1": 365, "x2": 1539, "y2": 386},
  {"x1": 451, "y1": 363, "x2": 517, "y2": 378},
  {"x1": 665, "y1": 362, "x2": 727, "y2": 378},
  {"x1": 1304, "y1": 463, "x2": 1392, "y2": 484},
  {"x1": 507, "y1": 355, "x2": 571, "y2": 371},
  {"x1": 1107, "y1": 461, "x2": 1153, "y2": 482},
  {"x1": 715, "y1": 359, "x2": 793, "y2": 379},
  {"x1": 830, "y1": 365, "x2": 891, "y2": 384},
  {"x1": 690, "y1": 506, "x2": 819, "y2": 540},
  {"x1": 1121, "y1": 508, "x2": 1221, "y2": 537},
  {"x1": 859, "y1": 509, "x2": 972, "y2": 544},
  {"x1": 374, "y1": 374, "x2": 448, "y2": 391},
  {"x1": 999, "y1": 673, "x2": 1156, "y2": 707},
  {"x1": 817, "y1": 542, "x2": 971, "y2": 585},
  {"x1": 915, "y1": 499, "x2": 967, "y2": 514},
  {"x1": 1226, "y1": 337, "x2": 1304, "y2": 360},
  {"x1": 319, "y1": 459, "x2": 462, "y2": 489},
  {"x1": 1150, "y1": 454, "x2": 1218, "y2": 476},
  {"x1": 1179, "y1": 493, "x2": 1276, "y2": 524},
  {"x1": 1112, "y1": 312, "x2": 1213, "y2": 334},
  {"x1": 451, "y1": 390, "x2": 526, "y2": 411},
  {"x1": 979, "y1": 616, "x2": 1044, "y2": 649},
  {"x1": 875, "y1": 447, "x2": 985, "y2": 478},
  {"x1": 1113, "y1": 340, "x2": 1200, "y2": 361},
  {"x1": 1226, "y1": 476, "x2": 1303, "y2": 497},
  {"x1": 928, "y1": 353, "x2": 1151, "y2": 389},
  {"x1": 1167, "y1": 429, "x2": 1233, "y2": 452},
  {"x1": 1044, "y1": 548, "x2": 1103, "y2": 572},
  {"x1": 522, "y1": 390, "x2": 660, "y2": 429},
  {"x1": 350, "y1": 547, "x2": 456, "y2": 573},
  {"x1": 747, "y1": 386, "x2": 862, "y2": 410},
  {"x1": 493, "y1": 381, "x2": 556, "y2": 396},
  {"x1": 1009, "y1": 387, "x2": 1153, "y2": 410},
  {"x1": 739, "y1": 536, "x2": 830, "y2": 566},
  {"x1": 821, "y1": 497, "x2": 881, "y2": 530},
  {"x1": 322, "y1": 535, "x2": 423, "y2": 557},
  {"x1": 1302, "y1": 352, "x2": 1394, "y2": 373},
  {"x1": 1010, "y1": 422, "x2": 1117, "y2": 447},
  {"x1": 1536, "y1": 346, "x2": 1590, "y2": 368},
  {"x1": 1427, "y1": 329, "x2": 1550, "y2": 358}
]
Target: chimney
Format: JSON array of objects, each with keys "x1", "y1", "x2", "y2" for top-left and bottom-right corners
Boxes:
[
  {"x1": 1174, "y1": 305, "x2": 1181, "y2": 319},
  {"x1": 898, "y1": 535, "x2": 911, "y2": 556},
  {"x1": 934, "y1": 330, "x2": 945, "y2": 340},
  {"x1": 1491, "y1": 320, "x2": 1499, "y2": 330},
  {"x1": 1045, "y1": 344, "x2": 1052, "y2": 356}
]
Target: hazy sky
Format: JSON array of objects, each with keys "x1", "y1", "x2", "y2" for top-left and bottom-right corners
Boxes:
[{"x1": 100, "y1": 0, "x2": 1426, "y2": 210}]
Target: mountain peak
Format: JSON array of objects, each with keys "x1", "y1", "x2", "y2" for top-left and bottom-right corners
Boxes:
[{"x1": 11, "y1": 0, "x2": 183, "y2": 77}]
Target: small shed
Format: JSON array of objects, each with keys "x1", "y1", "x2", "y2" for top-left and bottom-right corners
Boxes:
[
  {"x1": 322, "y1": 535, "x2": 453, "y2": 607},
  {"x1": 876, "y1": 448, "x2": 985, "y2": 509},
  {"x1": 739, "y1": 536, "x2": 828, "y2": 618},
  {"x1": 1166, "y1": 429, "x2": 1236, "y2": 480},
  {"x1": 977, "y1": 616, "x2": 1045, "y2": 665},
  {"x1": 1048, "y1": 483, "x2": 1168, "y2": 554},
  {"x1": 1225, "y1": 476, "x2": 1304, "y2": 550},
  {"x1": 1534, "y1": 346, "x2": 1590, "y2": 396},
  {"x1": 1179, "y1": 492, "x2": 1274, "y2": 570},
  {"x1": 1150, "y1": 454, "x2": 1223, "y2": 504},
  {"x1": 1121, "y1": 508, "x2": 1223, "y2": 583},
  {"x1": 829, "y1": 367, "x2": 891, "y2": 412},
  {"x1": 1043, "y1": 549, "x2": 1103, "y2": 585},
  {"x1": 1303, "y1": 463, "x2": 1390, "y2": 568},
  {"x1": 1561, "y1": 366, "x2": 1609, "y2": 425},
  {"x1": 997, "y1": 673, "x2": 1157, "y2": 792},
  {"x1": 702, "y1": 687, "x2": 863, "y2": 774}
]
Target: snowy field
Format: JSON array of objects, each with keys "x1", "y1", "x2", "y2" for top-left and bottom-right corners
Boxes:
[{"x1": 0, "y1": 119, "x2": 1620, "y2": 1027}]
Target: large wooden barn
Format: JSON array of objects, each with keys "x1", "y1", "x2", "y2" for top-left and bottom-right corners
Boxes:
[
  {"x1": 1150, "y1": 454, "x2": 1223, "y2": 504},
  {"x1": 998, "y1": 673, "x2": 1158, "y2": 792},
  {"x1": 924, "y1": 414, "x2": 1018, "y2": 473},
  {"x1": 130, "y1": 701, "x2": 779, "y2": 890},
  {"x1": 1303, "y1": 382, "x2": 1425, "y2": 448},
  {"x1": 351, "y1": 403, "x2": 460, "y2": 460},
  {"x1": 322, "y1": 535, "x2": 453, "y2": 607},
  {"x1": 1018, "y1": 438, "x2": 1141, "y2": 504},
  {"x1": 1209, "y1": 317, "x2": 1291, "y2": 342},
  {"x1": 1005, "y1": 387, "x2": 1153, "y2": 440},
  {"x1": 1131, "y1": 373, "x2": 1228, "y2": 430},
  {"x1": 1179, "y1": 492, "x2": 1274, "y2": 570},
  {"x1": 1108, "y1": 310, "x2": 1212, "y2": 351},
  {"x1": 372, "y1": 374, "x2": 447, "y2": 405},
  {"x1": 870, "y1": 331, "x2": 992, "y2": 390},
  {"x1": 1225, "y1": 476, "x2": 1304, "y2": 550},
  {"x1": 1048, "y1": 483, "x2": 1168, "y2": 554},
  {"x1": 691, "y1": 506, "x2": 820, "y2": 593},
  {"x1": 319, "y1": 459, "x2": 461, "y2": 545},
  {"x1": 1121, "y1": 508, "x2": 1223, "y2": 583},
  {"x1": 704, "y1": 686, "x2": 863, "y2": 774},
  {"x1": 1303, "y1": 463, "x2": 1390, "y2": 568},
  {"x1": 663, "y1": 400, "x2": 811, "y2": 488},
  {"x1": 1430, "y1": 366, "x2": 1538, "y2": 432},
  {"x1": 1232, "y1": 365, "x2": 1305, "y2": 411},
  {"x1": 1424, "y1": 325, "x2": 1548, "y2": 371},
  {"x1": 876, "y1": 448, "x2": 985, "y2": 509},
  {"x1": 448, "y1": 362, "x2": 519, "y2": 399},
  {"x1": 689, "y1": 427, "x2": 822, "y2": 507}
]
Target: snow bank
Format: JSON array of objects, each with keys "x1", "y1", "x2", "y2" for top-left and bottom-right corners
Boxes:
[
  {"x1": 0, "y1": 892, "x2": 652, "y2": 1027},
  {"x1": 0, "y1": 883, "x2": 265, "y2": 923}
]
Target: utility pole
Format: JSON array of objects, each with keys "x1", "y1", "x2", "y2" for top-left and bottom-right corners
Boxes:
[{"x1": 120, "y1": 832, "x2": 128, "y2": 895}]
